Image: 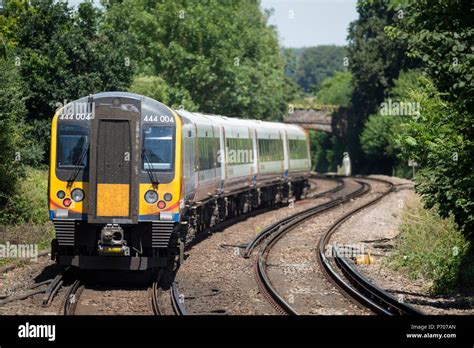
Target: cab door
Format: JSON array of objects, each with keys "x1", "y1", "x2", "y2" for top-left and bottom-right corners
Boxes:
[{"x1": 88, "y1": 100, "x2": 140, "y2": 224}]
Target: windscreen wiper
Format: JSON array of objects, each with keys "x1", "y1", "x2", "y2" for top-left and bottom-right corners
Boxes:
[
  {"x1": 142, "y1": 148, "x2": 160, "y2": 187},
  {"x1": 67, "y1": 147, "x2": 88, "y2": 189}
]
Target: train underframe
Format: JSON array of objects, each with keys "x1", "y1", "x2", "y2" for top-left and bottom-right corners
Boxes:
[{"x1": 51, "y1": 179, "x2": 309, "y2": 271}]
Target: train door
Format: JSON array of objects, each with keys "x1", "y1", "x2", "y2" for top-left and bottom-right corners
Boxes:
[
  {"x1": 88, "y1": 102, "x2": 140, "y2": 224},
  {"x1": 283, "y1": 129, "x2": 290, "y2": 178},
  {"x1": 211, "y1": 125, "x2": 220, "y2": 194},
  {"x1": 183, "y1": 123, "x2": 198, "y2": 202},
  {"x1": 252, "y1": 127, "x2": 260, "y2": 183}
]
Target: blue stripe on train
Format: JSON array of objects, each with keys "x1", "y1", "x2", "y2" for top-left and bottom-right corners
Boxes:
[{"x1": 49, "y1": 210, "x2": 179, "y2": 222}]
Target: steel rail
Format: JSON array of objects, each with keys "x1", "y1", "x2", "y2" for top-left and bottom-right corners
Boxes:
[
  {"x1": 245, "y1": 177, "x2": 362, "y2": 258},
  {"x1": 170, "y1": 282, "x2": 187, "y2": 316},
  {"x1": 317, "y1": 176, "x2": 424, "y2": 316},
  {"x1": 252, "y1": 179, "x2": 370, "y2": 314}
]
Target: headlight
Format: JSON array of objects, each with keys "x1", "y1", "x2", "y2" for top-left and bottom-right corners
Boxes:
[
  {"x1": 164, "y1": 193, "x2": 172, "y2": 202},
  {"x1": 145, "y1": 190, "x2": 158, "y2": 204},
  {"x1": 71, "y1": 188, "x2": 84, "y2": 202},
  {"x1": 57, "y1": 190, "x2": 66, "y2": 199}
]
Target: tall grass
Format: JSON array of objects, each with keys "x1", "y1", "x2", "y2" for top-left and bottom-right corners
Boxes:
[
  {"x1": 0, "y1": 168, "x2": 53, "y2": 256},
  {"x1": 390, "y1": 194, "x2": 472, "y2": 294}
]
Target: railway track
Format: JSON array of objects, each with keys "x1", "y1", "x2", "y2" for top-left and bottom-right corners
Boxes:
[
  {"x1": 249, "y1": 177, "x2": 369, "y2": 314},
  {"x1": 59, "y1": 176, "x2": 350, "y2": 316},
  {"x1": 249, "y1": 176, "x2": 423, "y2": 315},
  {"x1": 244, "y1": 175, "x2": 350, "y2": 258},
  {"x1": 149, "y1": 273, "x2": 187, "y2": 316},
  {"x1": 59, "y1": 177, "x2": 329, "y2": 316},
  {"x1": 63, "y1": 279, "x2": 83, "y2": 315},
  {"x1": 61, "y1": 272, "x2": 187, "y2": 316},
  {"x1": 317, "y1": 177, "x2": 423, "y2": 316}
]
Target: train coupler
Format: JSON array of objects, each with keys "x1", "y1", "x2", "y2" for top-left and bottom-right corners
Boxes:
[{"x1": 98, "y1": 224, "x2": 130, "y2": 256}]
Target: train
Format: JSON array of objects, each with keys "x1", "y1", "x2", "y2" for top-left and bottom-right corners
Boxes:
[{"x1": 48, "y1": 92, "x2": 311, "y2": 271}]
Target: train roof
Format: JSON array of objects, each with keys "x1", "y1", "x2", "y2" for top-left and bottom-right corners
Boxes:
[
  {"x1": 65, "y1": 92, "x2": 307, "y2": 138},
  {"x1": 175, "y1": 110, "x2": 307, "y2": 136}
]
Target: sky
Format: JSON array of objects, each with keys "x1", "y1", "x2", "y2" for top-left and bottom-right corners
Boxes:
[
  {"x1": 260, "y1": 0, "x2": 358, "y2": 48},
  {"x1": 67, "y1": 0, "x2": 358, "y2": 48}
]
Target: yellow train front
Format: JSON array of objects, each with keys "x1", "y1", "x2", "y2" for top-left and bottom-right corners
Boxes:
[
  {"x1": 49, "y1": 92, "x2": 183, "y2": 270},
  {"x1": 49, "y1": 92, "x2": 311, "y2": 271}
]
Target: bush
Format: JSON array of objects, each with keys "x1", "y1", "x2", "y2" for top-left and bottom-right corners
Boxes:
[
  {"x1": 0, "y1": 56, "x2": 27, "y2": 207},
  {"x1": 310, "y1": 130, "x2": 345, "y2": 173},
  {"x1": 390, "y1": 194, "x2": 471, "y2": 293},
  {"x1": 128, "y1": 75, "x2": 198, "y2": 111},
  {"x1": 397, "y1": 77, "x2": 474, "y2": 237},
  {"x1": 316, "y1": 71, "x2": 353, "y2": 107},
  {"x1": 0, "y1": 168, "x2": 50, "y2": 226}
]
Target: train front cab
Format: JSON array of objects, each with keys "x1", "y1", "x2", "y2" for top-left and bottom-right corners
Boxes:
[{"x1": 49, "y1": 93, "x2": 183, "y2": 271}]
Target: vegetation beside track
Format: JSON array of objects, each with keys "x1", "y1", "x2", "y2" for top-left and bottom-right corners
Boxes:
[
  {"x1": 390, "y1": 194, "x2": 473, "y2": 294},
  {"x1": 0, "y1": 168, "x2": 53, "y2": 267}
]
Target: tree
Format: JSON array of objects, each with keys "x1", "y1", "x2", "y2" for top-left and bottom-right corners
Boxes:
[
  {"x1": 387, "y1": 0, "x2": 473, "y2": 113},
  {"x1": 397, "y1": 78, "x2": 473, "y2": 237},
  {"x1": 104, "y1": 0, "x2": 293, "y2": 120},
  {"x1": 359, "y1": 69, "x2": 424, "y2": 175},
  {"x1": 0, "y1": 55, "x2": 27, "y2": 207},
  {"x1": 388, "y1": 0, "x2": 474, "y2": 237},
  {"x1": 346, "y1": 0, "x2": 416, "y2": 172},
  {"x1": 0, "y1": 0, "x2": 134, "y2": 163},
  {"x1": 293, "y1": 45, "x2": 347, "y2": 93},
  {"x1": 128, "y1": 75, "x2": 197, "y2": 110},
  {"x1": 360, "y1": 114, "x2": 401, "y2": 173},
  {"x1": 316, "y1": 71, "x2": 353, "y2": 107}
]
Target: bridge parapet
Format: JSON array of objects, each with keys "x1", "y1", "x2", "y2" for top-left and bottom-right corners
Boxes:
[{"x1": 284, "y1": 106, "x2": 346, "y2": 137}]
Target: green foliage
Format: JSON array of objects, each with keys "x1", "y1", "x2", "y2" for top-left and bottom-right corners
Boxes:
[
  {"x1": 348, "y1": 0, "x2": 414, "y2": 117},
  {"x1": 293, "y1": 45, "x2": 347, "y2": 93},
  {"x1": 390, "y1": 195, "x2": 471, "y2": 293},
  {"x1": 361, "y1": 115, "x2": 400, "y2": 160},
  {"x1": 0, "y1": 168, "x2": 49, "y2": 225},
  {"x1": 310, "y1": 130, "x2": 345, "y2": 173},
  {"x1": 0, "y1": 0, "x2": 134, "y2": 162},
  {"x1": 389, "y1": 69, "x2": 424, "y2": 100},
  {"x1": 291, "y1": 97, "x2": 338, "y2": 110},
  {"x1": 105, "y1": 0, "x2": 293, "y2": 120},
  {"x1": 387, "y1": 0, "x2": 473, "y2": 113},
  {"x1": 359, "y1": 69, "x2": 424, "y2": 175},
  {"x1": 316, "y1": 71, "x2": 353, "y2": 107},
  {"x1": 346, "y1": 0, "x2": 417, "y2": 171},
  {"x1": 128, "y1": 75, "x2": 197, "y2": 110},
  {"x1": 397, "y1": 77, "x2": 474, "y2": 236},
  {"x1": 0, "y1": 55, "x2": 27, "y2": 208},
  {"x1": 282, "y1": 48, "x2": 298, "y2": 79}
]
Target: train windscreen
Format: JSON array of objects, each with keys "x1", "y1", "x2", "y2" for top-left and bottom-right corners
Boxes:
[
  {"x1": 57, "y1": 123, "x2": 89, "y2": 168},
  {"x1": 142, "y1": 125, "x2": 175, "y2": 171}
]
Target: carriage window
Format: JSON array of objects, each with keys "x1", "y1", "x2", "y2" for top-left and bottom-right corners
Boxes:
[
  {"x1": 289, "y1": 139, "x2": 308, "y2": 160},
  {"x1": 57, "y1": 123, "x2": 89, "y2": 167},
  {"x1": 142, "y1": 126, "x2": 175, "y2": 171}
]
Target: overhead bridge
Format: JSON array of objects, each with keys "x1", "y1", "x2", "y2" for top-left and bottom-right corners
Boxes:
[{"x1": 283, "y1": 107, "x2": 347, "y2": 137}]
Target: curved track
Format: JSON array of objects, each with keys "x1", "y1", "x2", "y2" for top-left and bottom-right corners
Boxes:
[
  {"x1": 317, "y1": 177, "x2": 423, "y2": 316},
  {"x1": 250, "y1": 176, "x2": 423, "y2": 315},
  {"x1": 250, "y1": 177, "x2": 369, "y2": 314}
]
